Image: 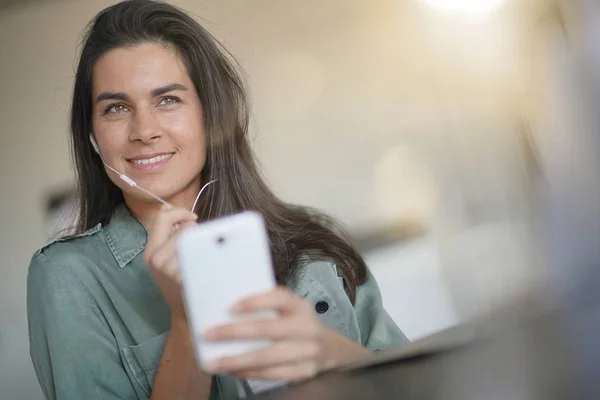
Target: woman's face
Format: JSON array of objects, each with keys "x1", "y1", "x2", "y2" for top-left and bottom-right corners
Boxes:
[{"x1": 91, "y1": 42, "x2": 206, "y2": 210}]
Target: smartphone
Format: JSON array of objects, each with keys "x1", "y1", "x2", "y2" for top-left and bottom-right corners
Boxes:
[{"x1": 176, "y1": 211, "x2": 277, "y2": 370}]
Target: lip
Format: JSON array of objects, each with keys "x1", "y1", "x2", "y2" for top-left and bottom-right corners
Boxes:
[{"x1": 126, "y1": 152, "x2": 175, "y2": 171}]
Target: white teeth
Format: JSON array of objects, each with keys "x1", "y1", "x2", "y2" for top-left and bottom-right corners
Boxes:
[{"x1": 131, "y1": 153, "x2": 173, "y2": 165}]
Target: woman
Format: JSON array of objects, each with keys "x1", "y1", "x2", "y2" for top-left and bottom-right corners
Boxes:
[{"x1": 27, "y1": 1, "x2": 408, "y2": 399}]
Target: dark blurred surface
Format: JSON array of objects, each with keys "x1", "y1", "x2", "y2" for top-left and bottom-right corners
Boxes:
[{"x1": 251, "y1": 293, "x2": 599, "y2": 399}]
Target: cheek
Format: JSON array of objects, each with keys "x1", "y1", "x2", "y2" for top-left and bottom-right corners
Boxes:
[
  {"x1": 182, "y1": 131, "x2": 206, "y2": 164},
  {"x1": 183, "y1": 130, "x2": 207, "y2": 173},
  {"x1": 92, "y1": 120, "x2": 130, "y2": 159},
  {"x1": 168, "y1": 111, "x2": 206, "y2": 154}
]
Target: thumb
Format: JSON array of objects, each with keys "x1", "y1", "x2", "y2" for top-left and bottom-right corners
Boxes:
[{"x1": 179, "y1": 220, "x2": 198, "y2": 231}]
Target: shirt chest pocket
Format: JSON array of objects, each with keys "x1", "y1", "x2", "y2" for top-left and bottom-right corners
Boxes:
[
  {"x1": 120, "y1": 332, "x2": 168, "y2": 398},
  {"x1": 120, "y1": 333, "x2": 246, "y2": 400}
]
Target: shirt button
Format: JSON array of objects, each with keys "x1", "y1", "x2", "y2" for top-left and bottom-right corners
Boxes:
[{"x1": 315, "y1": 301, "x2": 329, "y2": 314}]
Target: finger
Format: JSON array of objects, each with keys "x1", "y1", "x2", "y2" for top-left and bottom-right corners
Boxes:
[
  {"x1": 148, "y1": 255, "x2": 181, "y2": 285},
  {"x1": 145, "y1": 208, "x2": 197, "y2": 255},
  {"x1": 204, "y1": 340, "x2": 320, "y2": 373},
  {"x1": 147, "y1": 257, "x2": 181, "y2": 287},
  {"x1": 150, "y1": 206, "x2": 197, "y2": 230},
  {"x1": 231, "y1": 361, "x2": 319, "y2": 382},
  {"x1": 145, "y1": 220, "x2": 198, "y2": 279},
  {"x1": 204, "y1": 315, "x2": 320, "y2": 342},
  {"x1": 230, "y1": 287, "x2": 308, "y2": 316},
  {"x1": 177, "y1": 220, "x2": 198, "y2": 234},
  {"x1": 147, "y1": 231, "x2": 177, "y2": 265}
]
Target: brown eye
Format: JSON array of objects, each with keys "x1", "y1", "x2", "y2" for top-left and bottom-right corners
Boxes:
[
  {"x1": 105, "y1": 104, "x2": 129, "y2": 114},
  {"x1": 158, "y1": 96, "x2": 180, "y2": 106}
]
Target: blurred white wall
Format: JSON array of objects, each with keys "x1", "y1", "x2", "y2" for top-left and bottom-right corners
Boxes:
[{"x1": 0, "y1": 0, "x2": 539, "y2": 398}]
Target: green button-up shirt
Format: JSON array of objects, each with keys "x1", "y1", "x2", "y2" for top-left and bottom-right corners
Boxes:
[{"x1": 27, "y1": 204, "x2": 408, "y2": 399}]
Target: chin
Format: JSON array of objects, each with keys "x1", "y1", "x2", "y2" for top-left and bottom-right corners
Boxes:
[
  {"x1": 121, "y1": 175, "x2": 201, "y2": 206},
  {"x1": 121, "y1": 185, "x2": 171, "y2": 204}
]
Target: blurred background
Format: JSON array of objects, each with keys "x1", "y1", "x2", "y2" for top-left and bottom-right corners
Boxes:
[{"x1": 1, "y1": 0, "x2": 599, "y2": 398}]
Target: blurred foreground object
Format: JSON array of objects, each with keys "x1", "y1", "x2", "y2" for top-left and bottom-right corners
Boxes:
[
  {"x1": 251, "y1": 301, "x2": 586, "y2": 399},
  {"x1": 531, "y1": 0, "x2": 600, "y2": 396}
]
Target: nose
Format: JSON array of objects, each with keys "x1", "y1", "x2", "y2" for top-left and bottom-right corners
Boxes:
[{"x1": 129, "y1": 107, "x2": 161, "y2": 143}]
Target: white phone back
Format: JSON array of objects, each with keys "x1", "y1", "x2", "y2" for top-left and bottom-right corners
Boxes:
[{"x1": 176, "y1": 211, "x2": 276, "y2": 369}]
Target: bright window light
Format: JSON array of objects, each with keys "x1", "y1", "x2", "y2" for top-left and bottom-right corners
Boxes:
[{"x1": 420, "y1": 0, "x2": 508, "y2": 17}]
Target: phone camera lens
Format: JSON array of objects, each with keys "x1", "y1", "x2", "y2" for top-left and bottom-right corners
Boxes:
[{"x1": 217, "y1": 236, "x2": 225, "y2": 245}]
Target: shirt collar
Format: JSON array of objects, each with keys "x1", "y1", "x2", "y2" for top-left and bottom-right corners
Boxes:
[{"x1": 104, "y1": 203, "x2": 148, "y2": 268}]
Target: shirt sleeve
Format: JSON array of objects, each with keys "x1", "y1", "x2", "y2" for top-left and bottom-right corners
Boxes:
[
  {"x1": 352, "y1": 269, "x2": 410, "y2": 351},
  {"x1": 27, "y1": 252, "x2": 138, "y2": 400},
  {"x1": 292, "y1": 260, "x2": 409, "y2": 353}
]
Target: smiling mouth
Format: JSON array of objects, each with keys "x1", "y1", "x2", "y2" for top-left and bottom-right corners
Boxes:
[{"x1": 128, "y1": 153, "x2": 174, "y2": 165}]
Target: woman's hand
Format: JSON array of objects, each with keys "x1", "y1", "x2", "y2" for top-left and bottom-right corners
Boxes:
[
  {"x1": 143, "y1": 207, "x2": 211, "y2": 400},
  {"x1": 142, "y1": 206, "x2": 198, "y2": 321},
  {"x1": 203, "y1": 287, "x2": 372, "y2": 382}
]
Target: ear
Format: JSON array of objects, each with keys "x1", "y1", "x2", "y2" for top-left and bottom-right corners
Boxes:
[{"x1": 89, "y1": 134, "x2": 100, "y2": 155}]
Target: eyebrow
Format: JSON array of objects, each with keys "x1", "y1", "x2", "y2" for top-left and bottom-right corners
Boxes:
[
  {"x1": 151, "y1": 83, "x2": 188, "y2": 97},
  {"x1": 96, "y1": 91, "x2": 128, "y2": 103},
  {"x1": 95, "y1": 83, "x2": 188, "y2": 103}
]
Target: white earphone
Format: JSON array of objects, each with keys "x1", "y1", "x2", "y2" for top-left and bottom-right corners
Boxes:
[{"x1": 89, "y1": 134, "x2": 216, "y2": 212}]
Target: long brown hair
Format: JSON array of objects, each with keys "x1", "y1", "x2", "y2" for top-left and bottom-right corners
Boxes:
[{"x1": 70, "y1": 0, "x2": 367, "y2": 303}]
